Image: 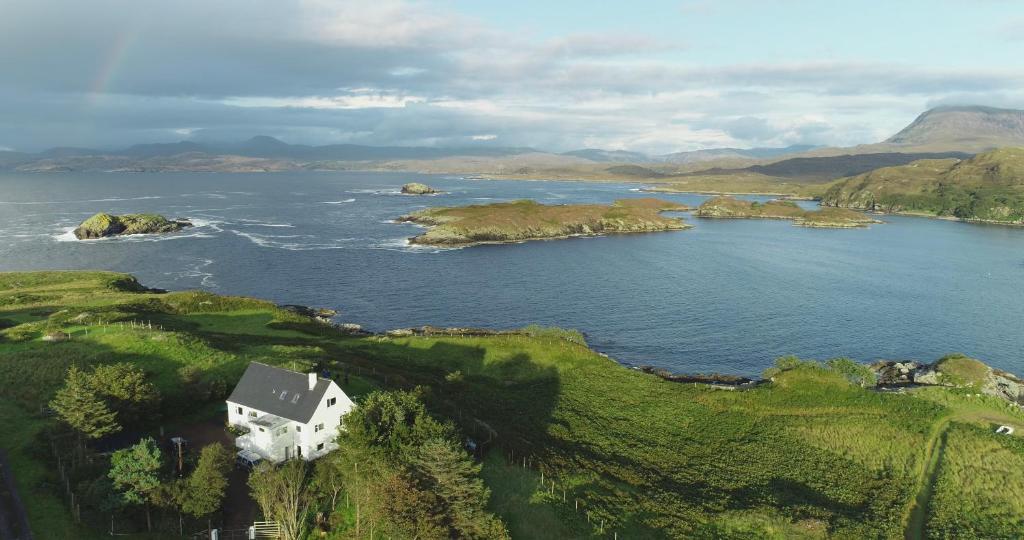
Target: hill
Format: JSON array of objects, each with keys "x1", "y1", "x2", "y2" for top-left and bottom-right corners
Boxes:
[
  {"x1": 5, "y1": 271, "x2": 1024, "y2": 538},
  {"x1": 821, "y1": 148, "x2": 1024, "y2": 223},
  {"x1": 692, "y1": 151, "x2": 972, "y2": 182},
  {"x1": 886, "y1": 105, "x2": 1024, "y2": 149}
]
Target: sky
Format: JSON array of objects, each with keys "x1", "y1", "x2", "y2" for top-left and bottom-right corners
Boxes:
[{"x1": 1, "y1": 0, "x2": 1023, "y2": 154}]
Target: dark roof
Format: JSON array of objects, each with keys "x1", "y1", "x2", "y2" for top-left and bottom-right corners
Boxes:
[{"x1": 226, "y1": 362, "x2": 332, "y2": 424}]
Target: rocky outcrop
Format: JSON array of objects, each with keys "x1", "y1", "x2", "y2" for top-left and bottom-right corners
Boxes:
[
  {"x1": 279, "y1": 304, "x2": 337, "y2": 323},
  {"x1": 871, "y1": 355, "x2": 1024, "y2": 404},
  {"x1": 401, "y1": 182, "x2": 441, "y2": 195},
  {"x1": 73, "y1": 212, "x2": 192, "y2": 240}
]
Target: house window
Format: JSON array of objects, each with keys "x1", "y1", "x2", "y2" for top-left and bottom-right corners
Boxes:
[
  {"x1": 248, "y1": 411, "x2": 257, "y2": 418},
  {"x1": 258, "y1": 427, "x2": 265, "y2": 432},
  {"x1": 317, "y1": 443, "x2": 324, "y2": 451},
  {"x1": 314, "y1": 423, "x2": 325, "y2": 433},
  {"x1": 291, "y1": 393, "x2": 301, "y2": 404},
  {"x1": 236, "y1": 406, "x2": 243, "y2": 415},
  {"x1": 296, "y1": 425, "x2": 302, "y2": 432},
  {"x1": 279, "y1": 390, "x2": 288, "y2": 401},
  {"x1": 277, "y1": 427, "x2": 287, "y2": 436},
  {"x1": 327, "y1": 397, "x2": 337, "y2": 407}
]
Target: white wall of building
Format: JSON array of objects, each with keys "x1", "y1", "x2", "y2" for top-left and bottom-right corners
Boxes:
[{"x1": 226, "y1": 380, "x2": 356, "y2": 462}]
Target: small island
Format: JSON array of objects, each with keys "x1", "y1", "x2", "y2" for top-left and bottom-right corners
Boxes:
[
  {"x1": 696, "y1": 196, "x2": 880, "y2": 228},
  {"x1": 73, "y1": 212, "x2": 192, "y2": 240},
  {"x1": 396, "y1": 197, "x2": 691, "y2": 246},
  {"x1": 400, "y1": 182, "x2": 442, "y2": 195}
]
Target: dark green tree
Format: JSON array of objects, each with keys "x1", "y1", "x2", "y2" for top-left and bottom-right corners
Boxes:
[
  {"x1": 181, "y1": 443, "x2": 233, "y2": 519},
  {"x1": 411, "y1": 438, "x2": 508, "y2": 539},
  {"x1": 50, "y1": 365, "x2": 121, "y2": 456},
  {"x1": 89, "y1": 363, "x2": 160, "y2": 427},
  {"x1": 108, "y1": 437, "x2": 163, "y2": 531}
]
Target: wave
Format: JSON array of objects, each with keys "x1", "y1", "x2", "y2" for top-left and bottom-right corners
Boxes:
[
  {"x1": 232, "y1": 218, "x2": 296, "y2": 228},
  {"x1": 347, "y1": 188, "x2": 402, "y2": 195},
  {"x1": 229, "y1": 229, "x2": 357, "y2": 251},
  {"x1": 320, "y1": 199, "x2": 356, "y2": 204},
  {"x1": 0, "y1": 195, "x2": 164, "y2": 205},
  {"x1": 164, "y1": 258, "x2": 218, "y2": 288}
]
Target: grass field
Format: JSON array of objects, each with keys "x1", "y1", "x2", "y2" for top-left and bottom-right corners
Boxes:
[{"x1": 3, "y1": 271, "x2": 1024, "y2": 538}]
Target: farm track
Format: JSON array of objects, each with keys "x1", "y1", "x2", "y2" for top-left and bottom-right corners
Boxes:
[{"x1": 904, "y1": 417, "x2": 951, "y2": 540}]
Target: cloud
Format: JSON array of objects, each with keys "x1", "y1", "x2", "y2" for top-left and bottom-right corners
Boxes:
[{"x1": 2, "y1": 1, "x2": 1024, "y2": 153}]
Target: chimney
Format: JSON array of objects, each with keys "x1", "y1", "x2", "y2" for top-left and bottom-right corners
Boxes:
[{"x1": 308, "y1": 372, "x2": 317, "y2": 391}]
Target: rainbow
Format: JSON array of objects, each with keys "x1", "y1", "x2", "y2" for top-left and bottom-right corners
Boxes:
[{"x1": 88, "y1": 31, "x2": 136, "y2": 105}]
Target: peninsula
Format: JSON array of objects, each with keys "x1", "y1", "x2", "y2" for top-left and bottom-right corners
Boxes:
[
  {"x1": 697, "y1": 196, "x2": 881, "y2": 228},
  {"x1": 821, "y1": 147, "x2": 1024, "y2": 224},
  {"x1": 396, "y1": 197, "x2": 691, "y2": 246},
  {"x1": 72, "y1": 212, "x2": 192, "y2": 240}
]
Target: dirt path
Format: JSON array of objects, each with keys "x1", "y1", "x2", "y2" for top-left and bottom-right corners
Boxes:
[
  {"x1": 0, "y1": 450, "x2": 33, "y2": 540},
  {"x1": 904, "y1": 418, "x2": 949, "y2": 540}
]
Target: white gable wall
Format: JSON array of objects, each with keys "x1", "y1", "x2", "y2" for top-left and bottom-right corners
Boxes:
[{"x1": 302, "y1": 381, "x2": 356, "y2": 459}]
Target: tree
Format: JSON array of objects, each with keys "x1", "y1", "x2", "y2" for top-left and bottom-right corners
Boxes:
[
  {"x1": 249, "y1": 460, "x2": 311, "y2": 540},
  {"x1": 412, "y1": 438, "x2": 509, "y2": 539},
  {"x1": 334, "y1": 391, "x2": 509, "y2": 539},
  {"x1": 109, "y1": 437, "x2": 163, "y2": 531},
  {"x1": 182, "y1": 443, "x2": 233, "y2": 519},
  {"x1": 311, "y1": 452, "x2": 346, "y2": 512},
  {"x1": 50, "y1": 365, "x2": 120, "y2": 456},
  {"x1": 89, "y1": 363, "x2": 160, "y2": 427},
  {"x1": 343, "y1": 390, "x2": 453, "y2": 455}
]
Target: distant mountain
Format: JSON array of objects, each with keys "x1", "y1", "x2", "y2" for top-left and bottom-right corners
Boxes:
[
  {"x1": 660, "y1": 144, "x2": 819, "y2": 164},
  {"x1": 885, "y1": 105, "x2": 1024, "y2": 149},
  {"x1": 561, "y1": 149, "x2": 652, "y2": 162}
]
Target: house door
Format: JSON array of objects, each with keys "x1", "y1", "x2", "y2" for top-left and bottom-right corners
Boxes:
[
  {"x1": 296, "y1": 445, "x2": 302, "y2": 459},
  {"x1": 284, "y1": 447, "x2": 290, "y2": 460}
]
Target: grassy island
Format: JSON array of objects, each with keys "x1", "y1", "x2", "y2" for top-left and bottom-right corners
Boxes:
[
  {"x1": 397, "y1": 198, "x2": 691, "y2": 246},
  {"x1": 73, "y1": 212, "x2": 192, "y2": 240},
  {"x1": 822, "y1": 148, "x2": 1024, "y2": 224},
  {"x1": 697, "y1": 196, "x2": 881, "y2": 228}
]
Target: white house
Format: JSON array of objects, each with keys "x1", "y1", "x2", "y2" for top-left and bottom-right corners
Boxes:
[{"x1": 226, "y1": 362, "x2": 355, "y2": 462}]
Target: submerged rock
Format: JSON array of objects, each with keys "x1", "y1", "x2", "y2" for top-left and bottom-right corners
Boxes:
[
  {"x1": 401, "y1": 182, "x2": 441, "y2": 195},
  {"x1": 73, "y1": 212, "x2": 192, "y2": 240}
]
